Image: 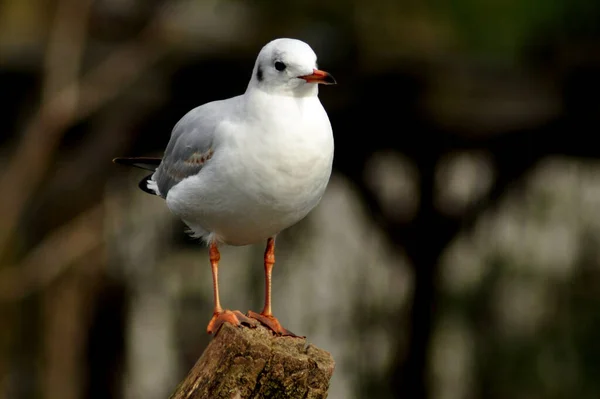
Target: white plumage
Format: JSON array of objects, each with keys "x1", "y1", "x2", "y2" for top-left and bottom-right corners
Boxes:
[{"x1": 153, "y1": 38, "x2": 335, "y2": 245}]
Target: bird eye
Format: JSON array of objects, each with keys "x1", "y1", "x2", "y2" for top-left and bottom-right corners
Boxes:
[{"x1": 274, "y1": 61, "x2": 286, "y2": 71}]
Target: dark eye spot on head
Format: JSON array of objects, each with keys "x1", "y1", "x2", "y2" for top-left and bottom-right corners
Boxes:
[
  {"x1": 256, "y1": 65, "x2": 263, "y2": 81},
  {"x1": 274, "y1": 61, "x2": 286, "y2": 71}
]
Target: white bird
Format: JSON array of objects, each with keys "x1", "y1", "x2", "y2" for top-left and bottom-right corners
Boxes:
[{"x1": 114, "y1": 38, "x2": 336, "y2": 336}]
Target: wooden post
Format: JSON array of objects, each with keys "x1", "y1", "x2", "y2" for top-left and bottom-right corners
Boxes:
[{"x1": 169, "y1": 323, "x2": 335, "y2": 399}]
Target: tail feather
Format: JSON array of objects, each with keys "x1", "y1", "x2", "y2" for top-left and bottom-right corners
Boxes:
[
  {"x1": 113, "y1": 157, "x2": 162, "y2": 196},
  {"x1": 113, "y1": 157, "x2": 161, "y2": 172}
]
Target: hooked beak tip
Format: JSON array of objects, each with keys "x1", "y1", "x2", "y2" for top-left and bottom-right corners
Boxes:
[{"x1": 300, "y1": 69, "x2": 337, "y2": 85}]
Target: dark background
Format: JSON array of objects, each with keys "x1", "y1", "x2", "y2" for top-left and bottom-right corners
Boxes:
[{"x1": 2, "y1": 0, "x2": 600, "y2": 398}]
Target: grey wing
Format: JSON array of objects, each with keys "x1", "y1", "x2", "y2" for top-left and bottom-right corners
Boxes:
[{"x1": 152, "y1": 100, "x2": 230, "y2": 197}]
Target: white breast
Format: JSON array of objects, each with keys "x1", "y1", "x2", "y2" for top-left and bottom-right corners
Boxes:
[{"x1": 165, "y1": 94, "x2": 334, "y2": 245}]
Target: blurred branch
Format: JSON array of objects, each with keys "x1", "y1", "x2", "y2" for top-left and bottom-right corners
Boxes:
[
  {"x1": 0, "y1": 0, "x2": 90, "y2": 260},
  {"x1": 0, "y1": 4, "x2": 168, "y2": 258},
  {"x1": 42, "y1": 255, "x2": 95, "y2": 399},
  {"x1": 348, "y1": 132, "x2": 544, "y2": 399},
  {"x1": 0, "y1": 204, "x2": 104, "y2": 302},
  {"x1": 42, "y1": 0, "x2": 91, "y2": 104}
]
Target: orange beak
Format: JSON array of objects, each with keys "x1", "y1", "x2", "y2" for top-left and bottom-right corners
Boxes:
[{"x1": 299, "y1": 69, "x2": 337, "y2": 85}]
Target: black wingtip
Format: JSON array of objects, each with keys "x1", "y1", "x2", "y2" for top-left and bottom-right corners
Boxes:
[{"x1": 138, "y1": 174, "x2": 158, "y2": 195}]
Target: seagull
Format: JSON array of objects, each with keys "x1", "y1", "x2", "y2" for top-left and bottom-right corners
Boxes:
[{"x1": 114, "y1": 38, "x2": 336, "y2": 336}]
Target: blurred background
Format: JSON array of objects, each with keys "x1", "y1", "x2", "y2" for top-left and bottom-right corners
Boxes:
[{"x1": 1, "y1": 0, "x2": 600, "y2": 398}]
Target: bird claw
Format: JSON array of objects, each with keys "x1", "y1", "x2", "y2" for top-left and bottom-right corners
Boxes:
[
  {"x1": 247, "y1": 310, "x2": 302, "y2": 337},
  {"x1": 206, "y1": 310, "x2": 256, "y2": 335}
]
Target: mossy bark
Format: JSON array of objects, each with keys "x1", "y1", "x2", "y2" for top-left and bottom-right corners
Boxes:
[{"x1": 169, "y1": 323, "x2": 335, "y2": 399}]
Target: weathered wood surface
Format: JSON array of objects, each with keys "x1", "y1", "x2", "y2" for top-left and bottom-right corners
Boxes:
[{"x1": 169, "y1": 323, "x2": 335, "y2": 399}]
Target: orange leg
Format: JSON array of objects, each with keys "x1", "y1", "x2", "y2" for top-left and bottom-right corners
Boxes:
[
  {"x1": 248, "y1": 237, "x2": 298, "y2": 337},
  {"x1": 206, "y1": 242, "x2": 254, "y2": 335}
]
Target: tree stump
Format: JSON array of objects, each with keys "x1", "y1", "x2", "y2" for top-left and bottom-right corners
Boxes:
[{"x1": 169, "y1": 323, "x2": 335, "y2": 399}]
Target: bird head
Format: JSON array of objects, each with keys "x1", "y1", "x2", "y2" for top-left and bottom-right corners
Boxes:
[{"x1": 248, "y1": 38, "x2": 336, "y2": 97}]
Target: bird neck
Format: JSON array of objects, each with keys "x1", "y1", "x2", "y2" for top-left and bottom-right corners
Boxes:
[{"x1": 244, "y1": 87, "x2": 321, "y2": 119}]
